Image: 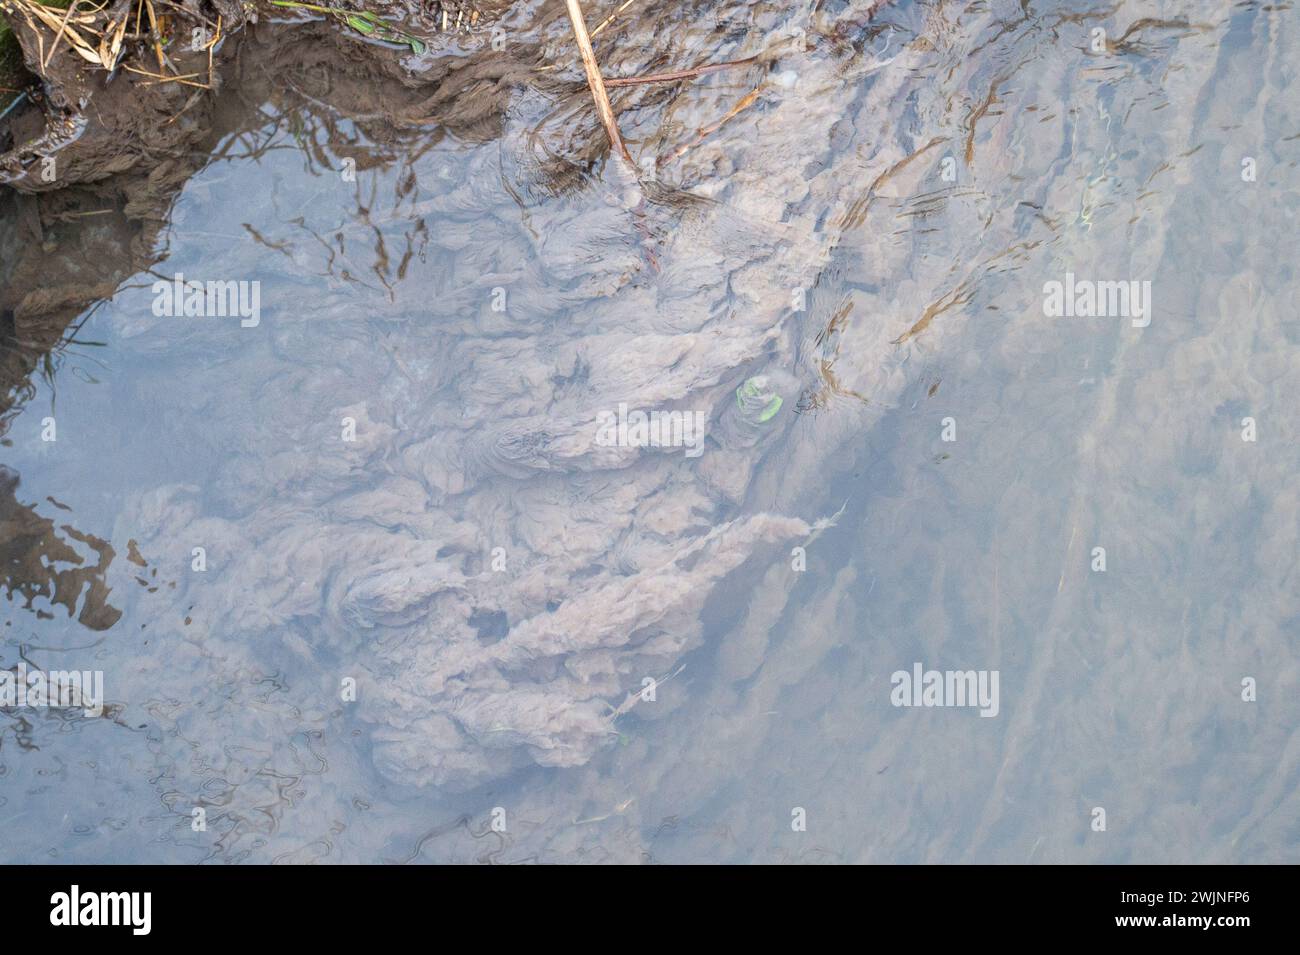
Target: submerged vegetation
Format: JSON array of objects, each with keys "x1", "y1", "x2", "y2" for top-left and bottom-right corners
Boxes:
[{"x1": 268, "y1": 0, "x2": 453, "y2": 54}]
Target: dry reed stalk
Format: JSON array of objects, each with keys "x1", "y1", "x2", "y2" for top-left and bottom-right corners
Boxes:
[
  {"x1": 563, "y1": 0, "x2": 632, "y2": 166},
  {"x1": 41, "y1": 0, "x2": 80, "y2": 71},
  {"x1": 123, "y1": 63, "x2": 206, "y2": 87},
  {"x1": 142, "y1": 0, "x2": 165, "y2": 72}
]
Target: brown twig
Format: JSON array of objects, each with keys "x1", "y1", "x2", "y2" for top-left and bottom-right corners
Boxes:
[
  {"x1": 603, "y1": 55, "x2": 759, "y2": 88},
  {"x1": 563, "y1": 0, "x2": 632, "y2": 166},
  {"x1": 663, "y1": 86, "x2": 762, "y2": 163},
  {"x1": 42, "y1": 0, "x2": 80, "y2": 72},
  {"x1": 123, "y1": 64, "x2": 208, "y2": 88}
]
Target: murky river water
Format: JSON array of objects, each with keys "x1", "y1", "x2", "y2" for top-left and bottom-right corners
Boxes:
[{"x1": 1, "y1": 0, "x2": 1296, "y2": 863}]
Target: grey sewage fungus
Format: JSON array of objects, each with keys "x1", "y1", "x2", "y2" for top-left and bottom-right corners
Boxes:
[{"x1": 101, "y1": 0, "x2": 920, "y2": 793}]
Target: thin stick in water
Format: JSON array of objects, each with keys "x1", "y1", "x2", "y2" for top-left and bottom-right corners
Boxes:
[
  {"x1": 603, "y1": 56, "x2": 759, "y2": 88},
  {"x1": 563, "y1": 0, "x2": 633, "y2": 166}
]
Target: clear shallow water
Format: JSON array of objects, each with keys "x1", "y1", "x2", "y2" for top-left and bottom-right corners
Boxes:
[{"x1": 1, "y1": 0, "x2": 1296, "y2": 863}]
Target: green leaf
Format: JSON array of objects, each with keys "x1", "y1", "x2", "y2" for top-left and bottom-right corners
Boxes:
[
  {"x1": 345, "y1": 14, "x2": 377, "y2": 34},
  {"x1": 758, "y1": 394, "x2": 783, "y2": 422}
]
